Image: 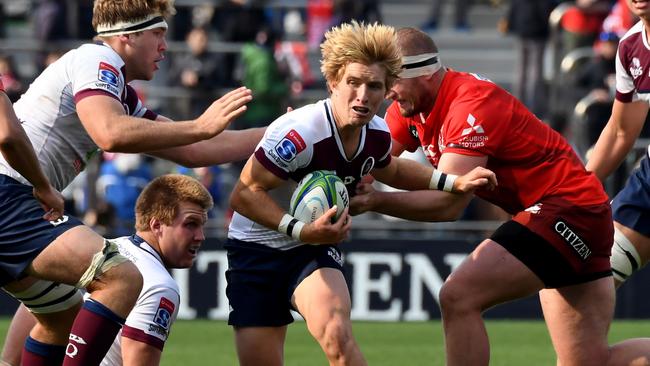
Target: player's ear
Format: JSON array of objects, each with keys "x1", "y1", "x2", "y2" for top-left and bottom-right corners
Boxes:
[{"x1": 150, "y1": 217, "x2": 162, "y2": 234}]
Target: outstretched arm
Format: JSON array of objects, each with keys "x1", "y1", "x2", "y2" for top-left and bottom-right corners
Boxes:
[
  {"x1": 371, "y1": 155, "x2": 496, "y2": 193},
  {"x1": 76, "y1": 87, "x2": 252, "y2": 153},
  {"x1": 351, "y1": 153, "x2": 488, "y2": 221},
  {"x1": 586, "y1": 99, "x2": 649, "y2": 180},
  {"x1": 0, "y1": 92, "x2": 63, "y2": 220},
  {"x1": 121, "y1": 337, "x2": 162, "y2": 366}
]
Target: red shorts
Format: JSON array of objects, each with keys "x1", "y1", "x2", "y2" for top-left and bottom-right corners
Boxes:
[{"x1": 491, "y1": 196, "x2": 613, "y2": 288}]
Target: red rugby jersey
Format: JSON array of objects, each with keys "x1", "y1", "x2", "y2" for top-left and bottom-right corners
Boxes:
[{"x1": 386, "y1": 70, "x2": 608, "y2": 214}]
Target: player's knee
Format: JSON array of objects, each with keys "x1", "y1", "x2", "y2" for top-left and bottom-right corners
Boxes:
[
  {"x1": 79, "y1": 239, "x2": 142, "y2": 295},
  {"x1": 611, "y1": 228, "x2": 644, "y2": 284},
  {"x1": 438, "y1": 279, "x2": 475, "y2": 317},
  {"x1": 310, "y1": 310, "x2": 354, "y2": 361}
]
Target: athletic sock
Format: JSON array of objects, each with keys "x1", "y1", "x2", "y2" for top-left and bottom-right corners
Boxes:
[
  {"x1": 62, "y1": 299, "x2": 125, "y2": 365},
  {"x1": 21, "y1": 336, "x2": 65, "y2": 366}
]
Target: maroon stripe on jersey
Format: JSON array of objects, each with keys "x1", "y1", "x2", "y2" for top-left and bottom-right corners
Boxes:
[
  {"x1": 142, "y1": 109, "x2": 158, "y2": 120},
  {"x1": 121, "y1": 324, "x2": 165, "y2": 350},
  {"x1": 616, "y1": 90, "x2": 634, "y2": 103},
  {"x1": 74, "y1": 88, "x2": 120, "y2": 104},
  {"x1": 255, "y1": 147, "x2": 290, "y2": 180}
]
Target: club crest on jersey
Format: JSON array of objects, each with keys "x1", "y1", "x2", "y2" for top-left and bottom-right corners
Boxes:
[
  {"x1": 360, "y1": 157, "x2": 375, "y2": 176},
  {"x1": 98, "y1": 62, "x2": 119, "y2": 87},
  {"x1": 154, "y1": 297, "x2": 175, "y2": 329},
  {"x1": 275, "y1": 129, "x2": 306, "y2": 162},
  {"x1": 630, "y1": 58, "x2": 643, "y2": 79}
]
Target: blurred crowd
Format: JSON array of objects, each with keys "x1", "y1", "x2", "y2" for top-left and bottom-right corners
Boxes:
[{"x1": 0, "y1": 0, "x2": 642, "y2": 231}]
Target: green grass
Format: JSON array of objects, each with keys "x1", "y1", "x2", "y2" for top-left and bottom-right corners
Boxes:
[{"x1": 1, "y1": 318, "x2": 648, "y2": 365}]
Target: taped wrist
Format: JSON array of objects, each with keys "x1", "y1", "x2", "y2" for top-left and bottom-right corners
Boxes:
[
  {"x1": 429, "y1": 169, "x2": 458, "y2": 192},
  {"x1": 278, "y1": 213, "x2": 305, "y2": 241}
]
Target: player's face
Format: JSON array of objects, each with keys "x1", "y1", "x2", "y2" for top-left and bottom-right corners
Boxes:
[
  {"x1": 628, "y1": 0, "x2": 650, "y2": 19},
  {"x1": 329, "y1": 62, "x2": 387, "y2": 129},
  {"x1": 127, "y1": 27, "x2": 167, "y2": 81},
  {"x1": 158, "y1": 201, "x2": 207, "y2": 269},
  {"x1": 387, "y1": 76, "x2": 432, "y2": 117}
]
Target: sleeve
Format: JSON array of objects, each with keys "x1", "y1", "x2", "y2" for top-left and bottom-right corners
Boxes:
[
  {"x1": 71, "y1": 48, "x2": 125, "y2": 104},
  {"x1": 440, "y1": 97, "x2": 498, "y2": 157},
  {"x1": 614, "y1": 44, "x2": 635, "y2": 103},
  {"x1": 384, "y1": 102, "x2": 420, "y2": 152},
  {"x1": 121, "y1": 285, "x2": 180, "y2": 351},
  {"x1": 253, "y1": 116, "x2": 314, "y2": 180},
  {"x1": 124, "y1": 84, "x2": 157, "y2": 120}
]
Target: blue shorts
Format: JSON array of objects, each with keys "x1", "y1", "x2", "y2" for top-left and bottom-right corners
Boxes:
[
  {"x1": 612, "y1": 154, "x2": 650, "y2": 237},
  {"x1": 224, "y1": 239, "x2": 344, "y2": 327},
  {"x1": 0, "y1": 175, "x2": 83, "y2": 286}
]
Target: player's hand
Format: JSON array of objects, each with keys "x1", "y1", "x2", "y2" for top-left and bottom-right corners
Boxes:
[
  {"x1": 453, "y1": 166, "x2": 497, "y2": 193},
  {"x1": 349, "y1": 182, "x2": 376, "y2": 216},
  {"x1": 32, "y1": 184, "x2": 64, "y2": 221},
  {"x1": 196, "y1": 87, "x2": 252, "y2": 138},
  {"x1": 300, "y1": 206, "x2": 351, "y2": 244}
]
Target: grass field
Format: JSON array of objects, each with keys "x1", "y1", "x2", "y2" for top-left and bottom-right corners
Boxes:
[{"x1": 3, "y1": 318, "x2": 647, "y2": 365}]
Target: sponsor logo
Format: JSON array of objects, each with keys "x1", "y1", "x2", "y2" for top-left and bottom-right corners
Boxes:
[
  {"x1": 154, "y1": 297, "x2": 175, "y2": 329},
  {"x1": 630, "y1": 57, "x2": 643, "y2": 79},
  {"x1": 275, "y1": 129, "x2": 306, "y2": 162},
  {"x1": 328, "y1": 247, "x2": 344, "y2": 266},
  {"x1": 554, "y1": 220, "x2": 591, "y2": 260},
  {"x1": 338, "y1": 188, "x2": 349, "y2": 208},
  {"x1": 265, "y1": 148, "x2": 289, "y2": 168},
  {"x1": 50, "y1": 215, "x2": 70, "y2": 227},
  {"x1": 457, "y1": 113, "x2": 488, "y2": 148},
  {"x1": 98, "y1": 62, "x2": 119, "y2": 87},
  {"x1": 148, "y1": 323, "x2": 169, "y2": 337},
  {"x1": 408, "y1": 125, "x2": 419, "y2": 140}
]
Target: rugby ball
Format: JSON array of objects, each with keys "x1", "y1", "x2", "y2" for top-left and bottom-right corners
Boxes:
[{"x1": 289, "y1": 170, "x2": 349, "y2": 223}]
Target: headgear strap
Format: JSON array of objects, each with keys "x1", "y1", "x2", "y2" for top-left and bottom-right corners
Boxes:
[
  {"x1": 399, "y1": 53, "x2": 442, "y2": 78},
  {"x1": 96, "y1": 14, "x2": 168, "y2": 37}
]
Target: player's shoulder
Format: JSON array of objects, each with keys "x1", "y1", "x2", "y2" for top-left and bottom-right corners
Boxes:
[
  {"x1": 68, "y1": 43, "x2": 125, "y2": 72},
  {"x1": 367, "y1": 114, "x2": 390, "y2": 133},
  {"x1": 620, "y1": 21, "x2": 644, "y2": 44},
  {"x1": 268, "y1": 99, "x2": 330, "y2": 137}
]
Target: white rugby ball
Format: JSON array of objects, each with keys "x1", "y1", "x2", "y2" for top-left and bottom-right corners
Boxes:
[{"x1": 289, "y1": 170, "x2": 349, "y2": 223}]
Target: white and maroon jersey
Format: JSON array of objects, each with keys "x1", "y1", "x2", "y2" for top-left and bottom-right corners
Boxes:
[
  {"x1": 0, "y1": 43, "x2": 156, "y2": 191},
  {"x1": 615, "y1": 21, "x2": 650, "y2": 104},
  {"x1": 228, "y1": 99, "x2": 392, "y2": 249},
  {"x1": 101, "y1": 235, "x2": 179, "y2": 365}
]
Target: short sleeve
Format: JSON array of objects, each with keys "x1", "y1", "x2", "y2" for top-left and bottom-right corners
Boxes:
[
  {"x1": 254, "y1": 117, "x2": 314, "y2": 179},
  {"x1": 121, "y1": 286, "x2": 180, "y2": 350},
  {"x1": 615, "y1": 46, "x2": 635, "y2": 103},
  {"x1": 71, "y1": 47, "x2": 125, "y2": 103},
  {"x1": 441, "y1": 99, "x2": 497, "y2": 157}
]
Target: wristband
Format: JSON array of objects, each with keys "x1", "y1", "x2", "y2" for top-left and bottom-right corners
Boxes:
[
  {"x1": 428, "y1": 169, "x2": 458, "y2": 193},
  {"x1": 278, "y1": 213, "x2": 305, "y2": 241}
]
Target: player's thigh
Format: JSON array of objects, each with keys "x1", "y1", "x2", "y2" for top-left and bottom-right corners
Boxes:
[
  {"x1": 234, "y1": 326, "x2": 287, "y2": 366},
  {"x1": 441, "y1": 239, "x2": 543, "y2": 310},
  {"x1": 615, "y1": 221, "x2": 650, "y2": 265},
  {"x1": 539, "y1": 277, "x2": 614, "y2": 364},
  {"x1": 293, "y1": 267, "x2": 352, "y2": 324},
  {"x1": 26, "y1": 225, "x2": 108, "y2": 285}
]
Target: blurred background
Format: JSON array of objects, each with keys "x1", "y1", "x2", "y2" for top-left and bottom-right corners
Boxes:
[{"x1": 0, "y1": 0, "x2": 648, "y2": 320}]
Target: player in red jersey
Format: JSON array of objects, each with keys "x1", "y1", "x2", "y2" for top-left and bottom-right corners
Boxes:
[{"x1": 351, "y1": 27, "x2": 650, "y2": 365}]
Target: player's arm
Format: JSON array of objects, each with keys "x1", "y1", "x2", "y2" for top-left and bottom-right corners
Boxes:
[
  {"x1": 586, "y1": 99, "x2": 649, "y2": 180},
  {"x1": 351, "y1": 153, "x2": 486, "y2": 221},
  {"x1": 76, "y1": 87, "x2": 251, "y2": 153},
  {"x1": 371, "y1": 156, "x2": 496, "y2": 193},
  {"x1": 230, "y1": 156, "x2": 350, "y2": 244},
  {"x1": 0, "y1": 92, "x2": 63, "y2": 220},
  {"x1": 149, "y1": 116, "x2": 266, "y2": 167},
  {"x1": 121, "y1": 338, "x2": 162, "y2": 366}
]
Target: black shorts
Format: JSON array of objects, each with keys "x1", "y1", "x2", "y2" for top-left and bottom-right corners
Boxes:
[
  {"x1": 0, "y1": 175, "x2": 83, "y2": 286},
  {"x1": 612, "y1": 154, "x2": 650, "y2": 237},
  {"x1": 224, "y1": 238, "x2": 344, "y2": 327}
]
